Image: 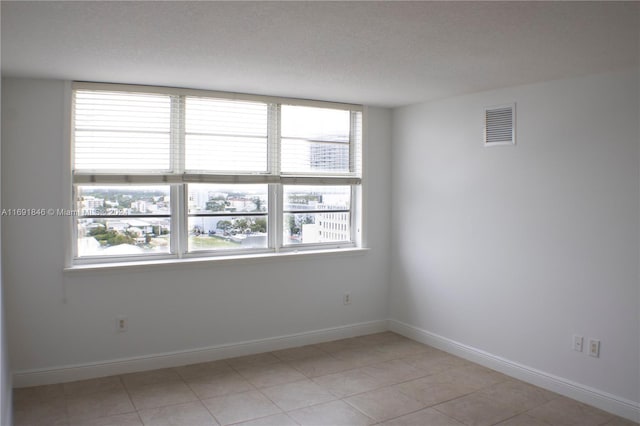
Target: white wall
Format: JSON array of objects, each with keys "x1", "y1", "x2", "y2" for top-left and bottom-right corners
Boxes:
[
  {"x1": 0, "y1": 78, "x2": 12, "y2": 426},
  {"x1": 1, "y1": 78, "x2": 392, "y2": 380},
  {"x1": 391, "y1": 69, "x2": 640, "y2": 407}
]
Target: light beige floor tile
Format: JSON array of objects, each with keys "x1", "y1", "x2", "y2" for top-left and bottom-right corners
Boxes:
[
  {"x1": 360, "y1": 359, "x2": 426, "y2": 385},
  {"x1": 66, "y1": 388, "x2": 135, "y2": 421},
  {"x1": 226, "y1": 352, "x2": 281, "y2": 369},
  {"x1": 68, "y1": 412, "x2": 143, "y2": 426},
  {"x1": 375, "y1": 341, "x2": 430, "y2": 357},
  {"x1": 237, "y1": 362, "x2": 307, "y2": 388},
  {"x1": 351, "y1": 332, "x2": 410, "y2": 346},
  {"x1": 344, "y1": 386, "x2": 426, "y2": 422},
  {"x1": 396, "y1": 374, "x2": 477, "y2": 407},
  {"x1": 380, "y1": 407, "x2": 465, "y2": 426},
  {"x1": 433, "y1": 393, "x2": 523, "y2": 426},
  {"x1": 15, "y1": 417, "x2": 69, "y2": 426},
  {"x1": 174, "y1": 360, "x2": 233, "y2": 380},
  {"x1": 201, "y1": 390, "x2": 281, "y2": 425},
  {"x1": 233, "y1": 413, "x2": 299, "y2": 426},
  {"x1": 13, "y1": 383, "x2": 64, "y2": 405},
  {"x1": 602, "y1": 417, "x2": 640, "y2": 426},
  {"x1": 400, "y1": 351, "x2": 470, "y2": 375},
  {"x1": 13, "y1": 398, "x2": 68, "y2": 426},
  {"x1": 137, "y1": 400, "x2": 219, "y2": 426},
  {"x1": 271, "y1": 345, "x2": 328, "y2": 361},
  {"x1": 121, "y1": 368, "x2": 182, "y2": 389},
  {"x1": 331, "y1": 347, "x2": 397, "y2": 366},
  {"x1": 289, "y1": 354, "x2": 358, "y2": 378},
  {"x1": 312, "y1": 369, "x2": 386, "y2": 398},
  {"x1": 527, "y1": 397, "x2": 614, "y2": 426},
  {"x1": 494, "y1": 413, "x2": 555, "y2": 426},
  {"x1": 478, "y1": 380, "x2": 558, "y2": 411},
  {"x1": 14, "y1": 336, "x2": 629, "y2": 426},
  {"x1": 289, "y1": 399, "x2": 375, "y2": 426},
  {"x1": 63, "y1": 376, "x2": 124, "y2": 397},
  {"x1": 261, "y1": 379, "x2": 335, "y2": 411},
  {"x1": 185, "y1": 370, "x2": 254, "y2": 399},
  {"x1": 313, "y1": 338, "x2": 363, "y2": 353},
  {"x1": 128, "y1": 380, "x2": 198, "y2": 410},
  {"x1": 434, "y1": 364, "x2": 509, "y2": 391}
]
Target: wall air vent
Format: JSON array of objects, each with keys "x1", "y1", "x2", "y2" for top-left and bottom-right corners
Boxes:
[{"x1": 484, "y1": 103, "x2": 515, "y2": 146}]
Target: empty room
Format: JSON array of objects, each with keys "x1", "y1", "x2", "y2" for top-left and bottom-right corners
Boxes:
[{"x1": 1, "y1": 1, "x2": 639, "y2": 425}]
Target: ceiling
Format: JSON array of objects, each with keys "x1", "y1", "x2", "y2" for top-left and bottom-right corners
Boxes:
[{"x1": 1, "y1": 1, "x2": 638, "y2": 107}]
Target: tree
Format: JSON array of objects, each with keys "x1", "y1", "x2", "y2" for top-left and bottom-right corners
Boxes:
[
  {"x1": 206, "y1": 200, "x2": 225, "y2": 211},
  {"x1": 250, "y1": 217, "x2": 267, "y2": 233},
  {"x1": 287, "y1": 215, "x2": 299, "y2": 236},
  {"x1": 216, "y1": 220, "x2": 233, "y2": 234},
  {"x1": 235, "y1": 218, "x2": 249, "y2": 233},
  {"x1": 88, "y1": 228, "x2": 135, "y2": 246},
  {"x1": 253, "y1": 197, "x2": 264, "y2": 212}
]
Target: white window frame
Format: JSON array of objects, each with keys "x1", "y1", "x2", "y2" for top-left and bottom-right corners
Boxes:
[{"x1": 68, "y1": 82, "x2": 363, "y2": 267}]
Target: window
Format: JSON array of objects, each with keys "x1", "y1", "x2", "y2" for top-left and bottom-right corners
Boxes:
[{"x1": 71, "y1": 83, "x2": 362, "y2": 265}]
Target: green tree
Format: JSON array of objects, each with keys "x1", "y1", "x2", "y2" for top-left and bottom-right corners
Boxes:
[
  {"x1": 88, "y1": 228, "x2": 135, "y2": 246},
  {"x1": 216, "y1": 220, "x2": 233, "y2": 233},
  {"x1": 206, "y1": 200, "x2": 226, "y2": 211},
  {"x1": 250, "y1": 217, "x2": 267, "y2": 233},
  {"x1": 287, "y1": 215, "x2": 300, "y2": 236},
  {"x1": 234, "y1": 218, "x2": 249, "y2": 233},
  {"x1": 253, "y1": 197, "x2": 264, "y2": 212}
]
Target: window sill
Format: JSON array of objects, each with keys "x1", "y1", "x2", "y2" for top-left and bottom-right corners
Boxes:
[{"x1": 63, "y1": 247, "x2": 370, "y2": 273}]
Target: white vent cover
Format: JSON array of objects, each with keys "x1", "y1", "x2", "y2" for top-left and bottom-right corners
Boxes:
[{"x1": 484, "y1": 103, "x2": 515, "y2": 146}]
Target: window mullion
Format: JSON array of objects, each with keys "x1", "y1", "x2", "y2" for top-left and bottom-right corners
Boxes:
[
  {"x1": 171, "y1": 95, "x2": 185, "y2": 174},
  {"x1": 268, "y1": 103, "x2": 280, "y2": 176},
  {"x1": 171, "y1": 184, "x2": 185, "y2": 257},
  {"x1": 268, "y1": 103, "x2": 281, "y2": 250},
  {"x1": 171, "y1": 96, "x2": 186, "y2": 257}
]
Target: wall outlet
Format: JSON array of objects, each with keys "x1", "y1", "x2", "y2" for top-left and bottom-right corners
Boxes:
[
  {"x1": 116, "y1": 315, "x2": 128, "y2": 332},
  {"x1": 343, "y1": 292, "x2": 351, "y2": 305},
  {"x1": 589, "y1": 339, "x2": 600, "y2": 358},
  {"x1": 572, "y1": 334, "x2": 583, "y2": 352}
]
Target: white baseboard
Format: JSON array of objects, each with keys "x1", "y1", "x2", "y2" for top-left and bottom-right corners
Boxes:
[
  {"x1": 13, "y1": 320, "x2": 387, "y2": 388},
  {"x1": 388, "y1": 319, "x2": 640, "y2": 423}
]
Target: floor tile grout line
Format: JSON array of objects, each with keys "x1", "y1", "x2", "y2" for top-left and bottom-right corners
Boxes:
[
  {"x1": 15, "y1": 334, "x2": 634, "y2": 425},
  {"x1": 114, "y1": 374, "x2": 142, "y2": 424},
  {"x1": 199, "y1": 396, "x2": 224, "y2": 426},
  {"x1": 332, "y1": 397, "x2": 378, "y2": 424}
]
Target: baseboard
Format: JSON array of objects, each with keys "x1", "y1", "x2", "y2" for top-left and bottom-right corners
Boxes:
[
  {"x1": 388, "y1": 319, "x2": 640, "y2": 423},
  {"x1": 13, "y1": 319, "x2": 387, "y2": 388}
]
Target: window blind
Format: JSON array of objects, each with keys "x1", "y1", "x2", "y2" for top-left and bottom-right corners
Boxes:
[
  {"x1": 72, "y1": 85, "x2": 361, "y2": 185},
  {"x1": 73, "y1": 90, "x2": 172, "y2": 173},
  {"x1": 185, "y1": 97, "x2": 269, "y2": 174}
]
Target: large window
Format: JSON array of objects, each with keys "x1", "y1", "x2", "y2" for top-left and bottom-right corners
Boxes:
[{"x1": 71, "y1": 83, "x2": 362, "y2": 264}]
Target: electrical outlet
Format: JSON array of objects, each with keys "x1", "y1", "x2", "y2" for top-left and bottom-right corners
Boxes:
[
  {"x1": 116, "y1": 315, "x2": 128, "y2": 332},
  {"x1": 572, "y1": 335, "x2": 583, "y2": 352},
  {"x1": 589, "y1": 339, "x2": 600, "y2": 358},
  {"x1": 343, "y1": 292, "x2": 351, "y2": 305}
]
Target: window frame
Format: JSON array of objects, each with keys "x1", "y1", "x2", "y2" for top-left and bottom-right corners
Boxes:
[{"x1": 69, "y1": 82, "x2": 363, "y2": 267}]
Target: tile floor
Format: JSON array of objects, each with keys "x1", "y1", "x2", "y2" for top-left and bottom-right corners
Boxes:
[{"x1": 13, "y1": 332, "x2": 638, "y2": 426}]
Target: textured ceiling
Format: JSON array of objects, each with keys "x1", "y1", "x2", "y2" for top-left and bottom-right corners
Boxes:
[{"x1": 1, "y1": 1, "x2": 638, "y2": 107}]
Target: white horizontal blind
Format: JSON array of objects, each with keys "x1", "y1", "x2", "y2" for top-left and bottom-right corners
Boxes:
[
  {"x1": 281, "y1": 105, "x2": 352, "y2": 175},
  {"x1": 185, "y1": 97, "x2": 269, "y2": 173},
  {"x1": 72, "y1": 84, "x2": 361, "y2": 184},
  {"x1": 73, "y1": 90, "x2": 172, "y2": 172}
]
